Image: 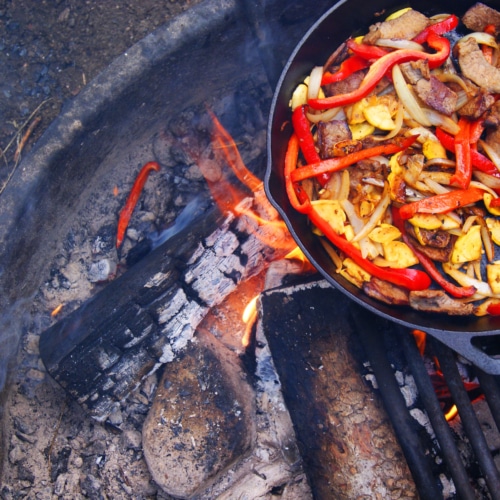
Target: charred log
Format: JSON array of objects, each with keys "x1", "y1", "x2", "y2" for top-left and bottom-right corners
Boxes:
[{"x1": 39, "y1": 198, "x2": 292, "y2": 421}]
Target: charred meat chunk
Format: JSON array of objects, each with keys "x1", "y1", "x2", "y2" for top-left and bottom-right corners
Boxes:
[
  {"x1": 457, "y1": 37, "x2": 500, "y2": 93},
  {"x1": 415, "y1": 76, "x2": 457, "y2": 116},
  {"x1": 462, "y1": 2, "x2": 500, "y2": 33},
  {"x1": 363, "y1": 277, "x2": 410, "y2": 306},
  {"x1": 409, "y1": 289, "x2": 476, "y2": 315},
  {"x1": 317, "y1": 120, "x2": 355, "y2": 159},
  {"x1": 362, "y1": 9, "x2": 429, "y2": 44}
]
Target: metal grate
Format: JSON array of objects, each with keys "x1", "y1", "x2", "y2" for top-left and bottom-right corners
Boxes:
[{"x1": 353, "y1": 308, "x2": 500, "y2": 500}]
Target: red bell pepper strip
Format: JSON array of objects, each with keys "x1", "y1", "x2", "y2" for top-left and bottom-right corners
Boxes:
[
  {"x1": 398, "y1": 187, "x2": 486, "y2": 220},
  {"x1": 412, "y1": 14, "x2": 459, "y2": 44},
  {"x1": 309, "y1": 32, "x2": 450, "y2": 110},
  {"x1": 116, "y1": 161, "x2": 161, "y2": 248},
  {"x1": 284, "y1": 135, "x2": 431, "y2": 291},
  {"x1": 321, "y1": 55, "x2": 370, "y2": 85},
  {"x1": 391, "y1": 207, "x2": 476, "y2": 297},
  {"x1": 450, "y1": 117, "x2": 472, "y2": 189},
  {"x1": 345, "y1": 39, "x2": 390, "y2": 60},
  {"x1": 290, "y1": 135, "x2": 418, "y2": 183},
  {"x1": 291, "y1": 104, "x2": 330, "y2": 187},
  {"x1": 435, "y1": 127, "x2": 500, "y2": 177},
  {"x1": 487, "y1": 301, "x2": 500, "y2": 315},
  {"x1": 404, "y1": 235, "x2": 476, "y2": 297}
]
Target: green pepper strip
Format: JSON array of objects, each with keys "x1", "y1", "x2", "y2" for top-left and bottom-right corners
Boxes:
[
  {"x1": 321, "y1": 55, "x2": 370, "y2": 85},
  {"x1": 435, "y1": 127, "x2": 500, "y2": 177},
  {"x1": 290, "y1": 135, "x2": 418, "y2": 183},
  {"x1": 309, "y1": 32, "x2": 450, "y2": 110},
  {"x1": 450, "y1": 117, "x2": 472, "y2": 189},
  {"x1": 398, "y1": 187, "x2": 486, "y2": 220},
  {"x1": 391, "y1": 207, "x2": 476, "y2": 297},
  {"x1": 284, "y1": 134, "x2": 431, "y2": 291},
  {"x1": 412, "y1": 14, "x2": 459, "y2": 44}
]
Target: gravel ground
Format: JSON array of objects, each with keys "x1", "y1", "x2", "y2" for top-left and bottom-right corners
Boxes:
[{"x1": 0, "y1": 0, "x2": 201, "y2": 191}]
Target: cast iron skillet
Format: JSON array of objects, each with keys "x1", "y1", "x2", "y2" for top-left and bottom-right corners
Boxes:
[{"x1": 265, "y1": 0, "x2": 500, "y2": 374}]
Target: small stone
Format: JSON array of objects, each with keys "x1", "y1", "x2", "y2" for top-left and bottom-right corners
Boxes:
[
  {"x1": 88, "y1": 259, "x2": 117, "y2": 283},
  {"x1": 142, "y1": 329, "x2": 256, "y2": 498},
  {"x1": 121, "y1": 429, "x2": 142, "y2": 451}
]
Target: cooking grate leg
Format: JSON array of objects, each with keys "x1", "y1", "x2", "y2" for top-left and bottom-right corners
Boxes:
[{"x1": 431, "y1": 337, "x2": 500, "y2": 500}]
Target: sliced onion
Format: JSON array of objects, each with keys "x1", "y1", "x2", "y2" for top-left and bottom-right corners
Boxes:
[
  {"x1": 408, "y1": 126, "x2": 439, "y2": 143},
  {"x1": 469, "y1": 179, "x2": 498, "y2": 197},
  {"x1": 422, "y1": 108, "x2": 460, "y2": 135},
  {"x1": 419, "y1": 171, "x2": 452, "y2": 185},
  {"x1": 351, "y1": 184, "x2": 391, "y2": 243},
  {"x1": 306, "y1": 106, "x2": 342, "y2": 123},
  {"x1": 462, "y1": 215, "x2": 477, "y2": 234},
  {"x1": 422, "y1": 177, "x2": 451, "y2": 195},
  {"x1": 424, "y1": 158, "x2": 456, "y2": 169},
  {"x1": 443, "y1": 263, "x2": 494, "y2": 297},
  {"x1": 376, "y1": 38, "x2": 424, "y2": 51},
  {"x1": 338, "y1": 169, "x2": 350, "y2": 201},
  {"x1": 480, "y1": 219, "x2": 495, "y2": 262},
  {"x1": 472, "y1": 170, "x2": 500, "y2": 190},
  {"x1": 307, "y1": 66, "x2": 324, "y2": 101},
  {"x1": 459, "y1": 32, "x2": 498, "y2": 49},
  {"x1": 319, "y1": 239, "x2": 343, "y2": 271},
  {"x1": 392, "y1": 64, "x2": 432, "y2": 126},
  {"x1": 479, "y1": 140, "x2": 500, "y2": 172}
]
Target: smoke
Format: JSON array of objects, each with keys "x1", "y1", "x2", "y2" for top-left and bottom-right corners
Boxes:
[{"x1": 150, "y1": 194, "x2": 213, "y2": 250}]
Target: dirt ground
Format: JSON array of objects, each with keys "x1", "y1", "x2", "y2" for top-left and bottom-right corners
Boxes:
[{"x1": 0, "y1": 0, "x2": 201, "y2": 189}]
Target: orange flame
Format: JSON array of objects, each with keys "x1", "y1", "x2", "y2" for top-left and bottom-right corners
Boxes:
[
  {"x1": 206, "y1": 111, "x2": 296, "y2": 252},
  {"x1": 51, "y1": 304, "x2": 63, "y2": 317}
]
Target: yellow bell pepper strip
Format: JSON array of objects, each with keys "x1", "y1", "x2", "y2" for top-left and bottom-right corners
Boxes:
[
  {"x1": 290, "y1": 135, "x2": 418, "y2": 183},
  {"x1": 309, "y1": 32, "x2": 451, "y2": 110},
  {"x1": 450, "y1": 117, "x2": 472, "y2": 189},
  {"x1": 412, "y1": 14, "x2": 459, "y2": 45},
  {"x1": 391, "y1": 207, "x2": 476, "y2": 297},
  {"x1": 435, "y1": 127, "x2": 500, "y2": 177},
  {"x1": 398, "y1": 187, "x2": 486, "y2": 220},
  {"x1": 345, "y1": 39, "x2": 390, "y2": 60},
  {"x1": 321, "y1": 55, "x2": 370, "y2": 85},
  {"x1": 284, "y1": 135, "x2": 431, "y2": 291}
]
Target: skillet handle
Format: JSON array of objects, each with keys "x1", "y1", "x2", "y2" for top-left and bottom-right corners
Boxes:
[{"x1": 426, "y1": 329, "x2": 500, "y2": 375}]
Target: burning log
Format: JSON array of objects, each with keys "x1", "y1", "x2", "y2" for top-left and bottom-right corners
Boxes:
[
  {"x1": 258, "y1": 277, "x2": 417, "y2": 498},
  {"x1": 39, "y1": 191, "x2": 293, "y2": 421}
]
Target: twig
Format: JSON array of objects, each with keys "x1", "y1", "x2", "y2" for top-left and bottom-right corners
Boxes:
[{"x1": 0, "y1": 98, "x2": 51, "y2": 197}]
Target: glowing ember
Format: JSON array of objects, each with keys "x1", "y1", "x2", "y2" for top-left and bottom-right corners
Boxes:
[{"x1": 50, "y1": 304, "x2": 63, "y2": 317}]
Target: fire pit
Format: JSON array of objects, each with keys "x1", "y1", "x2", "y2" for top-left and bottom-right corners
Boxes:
[{"x1": 1, "y1": 0, "x2": 500, "y2": 498}]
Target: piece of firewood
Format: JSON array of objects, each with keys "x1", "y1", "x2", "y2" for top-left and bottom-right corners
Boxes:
[
  {"x1": 39, "y1": 194, "x2": 293, "y2": 421},
  {"x1": 258, "y1": 278, "x2": 417, "y2": 499}
]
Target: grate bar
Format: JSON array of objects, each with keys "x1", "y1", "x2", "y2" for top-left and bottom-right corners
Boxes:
[
  {"x1": 353, "y1": 312, "x2": 443, "y2": 499},
  {"x1": 476, "y1": 369, "x2": 500, "y2": 434},
  {"x1": 400, "y1": 330, "x2": 476, "y2": 500},
  {"x1": 431, "y1": 338, "x2": 500, "y2": 500}
]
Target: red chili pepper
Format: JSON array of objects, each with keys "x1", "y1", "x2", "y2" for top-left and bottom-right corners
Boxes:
[
  {"x1": 398, "y1": 187, "x2": 486, "y2": 220},
  {"x1": 309, "y1": 32, "x2": 450, "y2": 110},
  {"x1": 450, "y1": 117, "x2": 472, "y2": 189},
  {"x1": 321, "y1": 55, "x2": 370, "y2": 85},
  {"x1": 345, "y1": 39, "x2": 390, "y2": 60},
  {"x1": 412, "y1": 14, "x2": 459, "y2": 44},
  {"x1": 435, "y1": 127, "x2": 500, "y2": 177},
  {"x1": 290, "y1": 135, "x2": 418, "y2": 183},
  {"x1": 116, "y1": 161, "x2": 161, "y2": 248}
]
